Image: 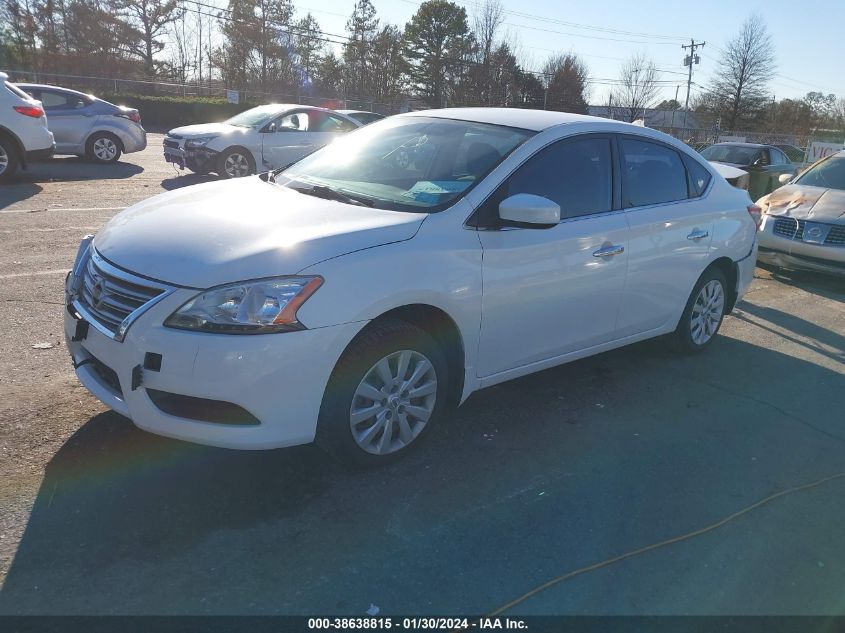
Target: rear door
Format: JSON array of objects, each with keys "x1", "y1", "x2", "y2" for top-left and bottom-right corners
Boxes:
[
  {"x1": 616, "y1": 136, "x2": 714, "y2": 338},
  {"x1": 38, "y1": 89, "x2": 96, "y2": 153}
]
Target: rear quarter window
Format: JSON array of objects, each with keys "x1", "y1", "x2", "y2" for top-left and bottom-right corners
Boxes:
[{"x1": 684, "y1": 157, "x2": 712, "y2": 196}]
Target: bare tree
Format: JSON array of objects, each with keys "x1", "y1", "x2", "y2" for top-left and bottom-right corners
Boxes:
[
  {"x1": 612, "y1": 52, "x2": 661, "y2": 122},
  {"x1": 708, "y1": 13, "x2": 775, "y2": 129},
  {"x1": 472, "y1": 0, "x2": 503, "y2": 105},
  {"x1": 115, "y1": 0, "x2": 183, "y2": 76}
]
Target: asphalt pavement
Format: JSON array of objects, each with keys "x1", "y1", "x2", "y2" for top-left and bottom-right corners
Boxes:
[{"x1": 0, "y1": 137, "x2": 844, "y2": 615}]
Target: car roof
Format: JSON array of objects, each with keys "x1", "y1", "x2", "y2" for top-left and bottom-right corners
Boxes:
[
  {"x1": 708, "y1": 142, "x2": 771, "y2": 149},
  {"x1": 15, "y1": 83, "x2": 97, "y2": 99},
  {"x1": 337, "y1": 109, "x2": 380, "y2": 115},
  {"x1": 399, "y1": 108, "x2": 623, "y2": 132},
  {"x1": 0, "y1": 72, "x2": 8, "y2": 81}
]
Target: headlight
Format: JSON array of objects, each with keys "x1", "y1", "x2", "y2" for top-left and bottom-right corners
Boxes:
[
  {"x1": 164, "y1": 276, "x2": 323, "y2": 334},
  {"x1": 185, "y1": 136, "x2": 217, "y2": 149}
]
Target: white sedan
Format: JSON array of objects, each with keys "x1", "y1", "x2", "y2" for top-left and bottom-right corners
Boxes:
[
  {"x1": 66, "y1": 109, "x2": 758, "y2": 466},
  {"x1": 163, "y1": 104, "x2": 361, "y2": 178}
]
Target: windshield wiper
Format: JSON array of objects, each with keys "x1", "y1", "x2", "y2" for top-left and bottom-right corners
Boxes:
[{"x1": 295, "y1": 184, "x2": 375, "y2": 207}]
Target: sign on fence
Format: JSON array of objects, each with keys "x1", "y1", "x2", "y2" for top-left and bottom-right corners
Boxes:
[
  {"x1": 806, "y1": 141, "x2": 843, "y2": 164},
  {"x1": 717, "y1": 135, "x2": 747, "y2": 143},
  {"x1": 226, "y1": 89, "x2": 239, "y2": 105}
]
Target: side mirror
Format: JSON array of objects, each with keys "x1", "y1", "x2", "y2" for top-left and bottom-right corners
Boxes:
[
  {"x1": 261, "y1": 122, "x2": 277, "y2": 133},
  {"x1": 778, "y1": 173, "x2": 794, "y2": 185},
  {"x1": 499, "y1": 194, "x2": 560, "y2": 227}
]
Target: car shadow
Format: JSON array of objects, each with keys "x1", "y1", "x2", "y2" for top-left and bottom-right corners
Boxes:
[
  {"x1": 2, "y1": 334, "x2": 845, "y2": 614},
  {"x1": 734, "y1": 301, "x2": 845, "y2": 366},
  {"x1": 0, "y1": 183, "x2": 43, "y2": 209},
  {"x1": 12, "y1": 157, "x2": 143, "y2": 183},
  {"x1": 757, "y1": 263, "x2": 845, "y2": 303},
  {"x1": 160, "y1": 173, "x2": 218, "y2": 191}
]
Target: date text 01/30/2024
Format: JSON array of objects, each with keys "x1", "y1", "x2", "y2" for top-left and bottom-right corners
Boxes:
[{"x1": 306, "y1": 617, "x2": 528, "y2": 630}]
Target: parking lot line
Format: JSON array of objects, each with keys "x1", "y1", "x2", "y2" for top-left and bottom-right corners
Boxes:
[{"x1": 0, "y1": 269, "x2": 69, "y2": 280}]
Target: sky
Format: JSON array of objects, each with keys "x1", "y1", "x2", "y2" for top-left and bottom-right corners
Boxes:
[{"x1": 272, "y1": 0, "x2": 845, "y2": 105}]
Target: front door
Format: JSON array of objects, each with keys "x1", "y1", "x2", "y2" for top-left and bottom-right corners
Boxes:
[
  {"x1": 38, "y1": 89, "x2": 96, "y2": 153},
  {"x1": 263, "y1": 111, "x2": 356, "y2": 170},
  {"x1": 476, "y1": 135, "x2": 629, "y2": 377}
]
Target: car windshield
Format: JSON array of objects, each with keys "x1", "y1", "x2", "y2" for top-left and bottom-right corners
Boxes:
[
  {"x1": 279, "y1": 116, "x2": 533, "y2": 212},
  {"x1": 794, "y1": 156, "x2": 845, "y2": 190},
  {"x1": 700, "y1": 144, "x2": 760, "y2": 165},
  {"x1": 225, "y1": 105, "x2": 287, "y2": 128}
]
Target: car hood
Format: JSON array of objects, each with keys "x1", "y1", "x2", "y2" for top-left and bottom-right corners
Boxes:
[
  {"x1": 758, "y1": 184, "x2": 845, "y2": 222},
  {"x1": 93, "y1": 178, "x2": 426, "y2": 288},
  {"x1": 166, "y1": 122, "x2": 248, "y2": 138}
]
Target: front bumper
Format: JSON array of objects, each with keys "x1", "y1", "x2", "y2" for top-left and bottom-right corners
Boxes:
[
  {"x1": 64, "y1": 259, "x2": 363, "y2": 449},
  {"x1": 163, "y1": 142, "x2": 217, "y2": 172},
  {"x1": 757, "y1": 214, "x2": 845, "y2": 275}
]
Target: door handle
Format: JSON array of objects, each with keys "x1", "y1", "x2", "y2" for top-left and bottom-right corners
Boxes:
[
  {"x1": 687, "y1": 229, "x2": 709, "y2": 241},
  {"x1": 592, "y1": 244, "x2": 625, "y2": 258}
]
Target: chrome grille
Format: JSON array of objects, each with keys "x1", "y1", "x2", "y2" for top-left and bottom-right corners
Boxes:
[
  {"x1": 772, "y1": 217, "x2": 844, "y2": 246},
  {"x1": 772, "y1": 217, "x2": 802, "y2": 238},
  {"x1": 827, "y1": 225, "x2": 845, "y2": 245},
  {"x1": 79, "y1": 254, "x2": 165, "y2": 334}
]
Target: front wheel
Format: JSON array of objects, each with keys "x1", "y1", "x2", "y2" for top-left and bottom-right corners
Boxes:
[
  {"x1": 316, "y1": 319, "x2": 450, "y2": 467},
  {"x1": 217, "y1": 147, "x2": 255, "y2": 178},
  {"x1": 673, "y1": 267, "x2": 728, "y2": 353}
]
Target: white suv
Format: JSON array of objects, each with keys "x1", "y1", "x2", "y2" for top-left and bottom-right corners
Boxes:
[{"x1": 0, "y1": 72, "x2": 55, "y2": 181}]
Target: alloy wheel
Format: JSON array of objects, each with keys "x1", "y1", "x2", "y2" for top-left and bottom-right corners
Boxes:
[
  {"x1": 690, "y1": 279, "x2": 725, "y2": 345},
  {"x1": 93, "y1": 137, "x2": 118, "y2": 161},
  {"x1": 0, "y1": 145, "x2": 8, "y2": 175},
  {"x1": 350, "y1": 349, "x2": 438, "y2": 455},
  {"x1": 224, "y1": 152, "x2": 251, "y2": 177}
]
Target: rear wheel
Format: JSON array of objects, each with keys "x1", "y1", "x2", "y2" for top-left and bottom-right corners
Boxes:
[
  {"x1": 0, "y1": 136, "x2": 19, "y2": 181},
  {"x1": 674, "y1": 267, "x2": 728, "y2": 353},
  {"x1": 316, "y1": 319, "x2": 449, "y2": 467},
  {"x1": 86, "y1": 132, "x2": 122, "y2": 163},
  {"x1": 217, "y1": 147, "x2": 255, "y2": 178}
]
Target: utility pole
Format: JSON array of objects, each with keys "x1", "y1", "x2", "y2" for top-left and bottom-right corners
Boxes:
[{"x1": 681, "y1": 38, "x2": 705, "y2": 137}]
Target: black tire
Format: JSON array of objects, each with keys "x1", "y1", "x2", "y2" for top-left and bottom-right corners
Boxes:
[
  {"x1": 86, "y1": 132, "x2": 122, "y2": 164},
  {"x1": 0, "y1": 135, "x2": 20, "y2": 182},
  {"x1": 316, "y1": 318, "x2": 450, "y2": 468},
  {"x1": 216, "y1": 147, "x2": 255, "y2": 178},
  {"x1": 673, "y1": 266, "x2": 728, "y2": 354}
]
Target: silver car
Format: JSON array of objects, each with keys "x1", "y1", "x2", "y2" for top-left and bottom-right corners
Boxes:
[
  {"x1": 757, "y1": 150, "x2": 845, "y2": 275},
  {"x1": 16, "y1": 83, "x2": 146, "y2": 163}
]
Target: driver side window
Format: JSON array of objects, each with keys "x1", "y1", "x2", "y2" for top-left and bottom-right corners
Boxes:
[
  {"x1": 476, "y1": 136, "x2": 613, "y2": 228},
  {"x1": 277, "y1": 112, "x2": 310, "y2": 132}
]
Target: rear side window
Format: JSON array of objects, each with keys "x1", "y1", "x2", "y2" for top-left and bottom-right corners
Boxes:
[
  {"x1": 620, "y1": 138, "x2": 688, "y2": 207},
  {"x1": 40, "y1": 90, "x2": 88, "y2": 110},
  {"x1": 685, "y1": 157, "x2": 712, "y2": 196},
  {"x1": 502, "y1": 137, "x2": 613, "y2": 220}
]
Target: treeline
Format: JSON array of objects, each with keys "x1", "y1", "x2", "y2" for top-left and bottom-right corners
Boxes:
[{"x1": 0, "y1": 0, "x2": 591, "y2": 112}]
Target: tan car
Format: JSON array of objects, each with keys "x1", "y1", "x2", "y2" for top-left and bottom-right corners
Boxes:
[{"x1": 757, "y1": 150, "x2": 845, "y2": 275}]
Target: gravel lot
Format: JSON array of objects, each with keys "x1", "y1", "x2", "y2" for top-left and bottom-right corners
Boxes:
[{"x1": 1, "y1": 135, "x2": 844, "y2": 615}]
